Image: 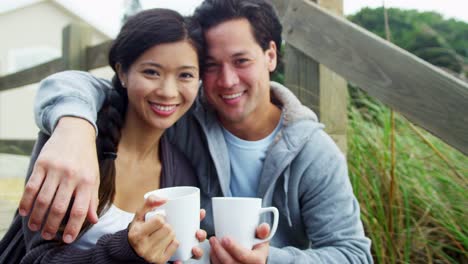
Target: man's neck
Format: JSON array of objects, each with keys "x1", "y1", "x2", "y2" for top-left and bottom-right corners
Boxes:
[{"x1": 221, "y1": 103, "x2": 281, "y2": 141}]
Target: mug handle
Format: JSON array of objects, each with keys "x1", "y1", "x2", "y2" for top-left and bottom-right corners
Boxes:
[
  {"x1": 145, "y1": 209, "x2": 166, "y2": 222},
  {"x1": 253, "y1": 207, "x2": 279, "y2": 246}
]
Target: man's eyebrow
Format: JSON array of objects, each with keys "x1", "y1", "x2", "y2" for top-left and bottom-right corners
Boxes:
[
  {"x1": 232, "y1": 51, "x2": 250, "y2": 57},
  {"x1": 205, "y1": 51, "x2": 251, "y2": 61}
]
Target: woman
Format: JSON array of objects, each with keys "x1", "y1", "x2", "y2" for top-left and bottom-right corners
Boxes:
[{"x1": 0, "y1": 8, "x2": 205, "y2": 264}]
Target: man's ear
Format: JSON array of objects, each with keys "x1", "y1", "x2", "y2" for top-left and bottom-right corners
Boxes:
[
  {"x1": 266, "y1": 41, "x2": 278, "y2": 72},
  {"x1": 116, "y1": 63, "x2": 127, "y2": 88}
]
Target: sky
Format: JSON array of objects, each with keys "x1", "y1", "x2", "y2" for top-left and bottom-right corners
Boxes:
[{"x1": 1, "y1": 0, "x2": 467, "y2": 37}]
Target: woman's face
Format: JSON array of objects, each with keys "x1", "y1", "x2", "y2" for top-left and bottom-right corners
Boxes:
[{"x1": 119, "y1": 40, "x2": 199, "y2": 131}]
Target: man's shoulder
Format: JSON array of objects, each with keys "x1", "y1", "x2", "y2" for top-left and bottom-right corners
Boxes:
[{"x1": 289, "y1": 127, "x2": 345, "y2": 168}]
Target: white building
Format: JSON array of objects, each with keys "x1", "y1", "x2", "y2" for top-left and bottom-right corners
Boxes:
[{"x1": 0, "y1": 0, "x2": 114, "y2": 140}]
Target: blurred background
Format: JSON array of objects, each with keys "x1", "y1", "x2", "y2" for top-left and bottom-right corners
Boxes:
[{"x1": 0, "y1": 1, "x2": 466, "y2": 263}]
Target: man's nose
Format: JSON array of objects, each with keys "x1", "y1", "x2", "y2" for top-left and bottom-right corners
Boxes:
[{"x1": 217, "y1": 65, "x2": 239, "y2": 88}]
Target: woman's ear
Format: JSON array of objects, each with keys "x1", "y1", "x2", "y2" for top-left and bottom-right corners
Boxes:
[
  {"x1": 116, "y1": 63, "x2": 127, "y2": 88},
  {"x1": 266, "y1": 41, "x2": 278, "y2": 72}
]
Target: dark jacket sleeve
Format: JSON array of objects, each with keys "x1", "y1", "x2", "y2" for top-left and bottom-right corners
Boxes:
[{"x1": 1, "y1": 132, "x2": 149, "y2": 264}]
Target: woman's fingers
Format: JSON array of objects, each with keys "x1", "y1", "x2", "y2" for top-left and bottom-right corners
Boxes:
[
  {"x1": 196, "y1": 229, "x2": 207, "y2": 242},
  {"x1": 199, "y1": 208, "x2": 206, "y2": 221},
  {"x1": 134, "y1": 195, "x2": 167, "y2": 222}
]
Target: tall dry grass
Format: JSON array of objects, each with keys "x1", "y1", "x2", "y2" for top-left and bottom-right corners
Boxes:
[{"x1": 347, "y1": 92, "x2": 467, "y2": 263}]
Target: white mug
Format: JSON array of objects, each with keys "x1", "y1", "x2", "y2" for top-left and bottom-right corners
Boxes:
[
  {"x1": 212, "y1": 197, "x2": 279, "y2": 250},
  {"x1": 144, "y1": 186, "x2": 200, "y2": 262}
]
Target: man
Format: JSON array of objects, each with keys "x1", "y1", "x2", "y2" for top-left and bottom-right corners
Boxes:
[{"x1": 19, "y1": 0, "x2": 372, "y2": 263}]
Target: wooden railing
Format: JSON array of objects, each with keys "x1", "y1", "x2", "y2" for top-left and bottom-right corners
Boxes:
[
  {"x1": 273, "y1": 0, "x2": 468, "y2": 155},
  {"x1": 0, "y1": 24, "x2": 111, "y2": 90},
  {"x1": 1, "y1": 0, "x2": 467, "y2": 155}
]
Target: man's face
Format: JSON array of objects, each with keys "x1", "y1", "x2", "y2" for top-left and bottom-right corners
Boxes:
[{"x1": 202, "y1": 18, "x2": 277, "y2": 127}]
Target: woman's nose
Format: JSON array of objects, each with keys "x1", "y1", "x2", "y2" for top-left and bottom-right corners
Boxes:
[{"x1": 155, "y1": 78, "x2": 178, "y2": 98}]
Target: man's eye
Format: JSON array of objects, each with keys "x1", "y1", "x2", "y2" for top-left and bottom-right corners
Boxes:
[
  {"x1": 204, "y1": 62, "x2": 218, "y2": 70},
  {"x1": 235, "y1": 58, "x2": 250, "y2": 66}
]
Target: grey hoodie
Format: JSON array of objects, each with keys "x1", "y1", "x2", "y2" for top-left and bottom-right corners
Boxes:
[{"x1": 35, "y1": 71, "x2": 373, "y2": 263}]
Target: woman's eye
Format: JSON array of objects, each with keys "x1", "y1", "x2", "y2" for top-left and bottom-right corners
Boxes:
[
  {"x1": 143, "y1": 69, "x2": 159, "y2": 76},
  {"x1": 180, "y1": 72, "x2": 195, "y2": 79}
]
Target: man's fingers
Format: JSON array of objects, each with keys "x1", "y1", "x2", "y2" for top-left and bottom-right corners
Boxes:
[
  {"x1": 210, "y1": 249, "x2": 221, "y2": 264},
  {"x1": 221, "y1": 236, "x2": 257, "y2": 263},
  {"x1": 41, "y1": 181, "x2": 74, "y2": 240},
  {"x1": 209, "y1": 237, "x2": 224, "y2": 264},
  {"x1": 28, "y1": 172, "x2": 60, "y2": 231},
  {"x1": 62, "y1": 186, "x2": 91, "y2": 243},
  {"x1": 87, "y1": 182, "x2": 99, "y2": 224},
  {"x1": 19, "y1": 165, "x2": 46, "y2": 216},
  {"x1": 210, "y1": 237, "x2": 238, "y2": 263},
  {"x1": 255, "y1": 223, "x2": 271, "y2": 240}
]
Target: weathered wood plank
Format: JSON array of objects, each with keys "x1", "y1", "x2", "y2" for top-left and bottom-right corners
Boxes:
[
  {"x1": 283, "y1": 0, "x2": 348, "y2": 153},
  {"x1": 284, "y1": 44, "x2": 320, "y2": 112},
  {"x1": 319, "y1": 65, "x2": 348, "y2": 153},
  {"x1": 270, "y1": 0, "x2": 290, "y2": 18},
  {"x1": 0, "y1": 39, "x2": 111, "y2": 92},
  {"x1": 62, "y1": 23, "x2": 92, "y2": 70},
  {"x1": 283, "y1": 0, "x2": 468, "y2": 154},
  {"x1": 86, "y1": 40, "x2": 113, "y2": 70},
  {"x1": 0, "y1": 140, "x2": 36, "y2": 155},
  {"x1": 0, "y1": 59, "x2": 64, "y2": 91},
  {"x1": 316, "y1": 0, "x2": 347, "y2": 153}
]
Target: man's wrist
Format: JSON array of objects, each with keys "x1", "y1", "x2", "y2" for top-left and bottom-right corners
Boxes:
[{"x1": 56, "y1": 116, "x2": 97, "y2": 138}]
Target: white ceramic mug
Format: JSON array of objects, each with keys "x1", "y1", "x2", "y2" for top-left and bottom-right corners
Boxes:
[
  {"x1": 212, "y1": 197, "x2": 279, "y2": 250},
  {"x1": 144, "y1": 186, "x2": 200, "y2": 261}
]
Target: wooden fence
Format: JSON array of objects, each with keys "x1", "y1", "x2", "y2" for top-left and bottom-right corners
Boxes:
[
  {"x1": 274, "y1": 0, "x2": 468, "y2": 155},
  {"x1": 1, "y1": 0, "x2": 467, "y2": 155}
]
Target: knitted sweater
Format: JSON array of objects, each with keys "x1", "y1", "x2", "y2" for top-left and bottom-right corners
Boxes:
[{"x1": 0, "y1": 132, "x2": 198, "y2": 264}]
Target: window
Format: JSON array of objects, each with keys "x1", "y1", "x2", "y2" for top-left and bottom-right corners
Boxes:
[{"x1": 6, "y1": 47, "x2": 60, "y2": 74}]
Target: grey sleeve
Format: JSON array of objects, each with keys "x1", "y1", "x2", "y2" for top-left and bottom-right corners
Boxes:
[
  {"x1": 34, "y1": 70, "x2": 111, "y2": 135},
  {"x1": 268, "y1": 132, "x2": 373, "y2": 264},
  {"x1": 5, "y1": 133, "x2": 147, "y2": 263}
]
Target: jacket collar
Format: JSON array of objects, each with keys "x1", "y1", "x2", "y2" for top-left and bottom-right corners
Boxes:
[{"x1": 192, "y1": 82, "x2": 322, "y2": 199}]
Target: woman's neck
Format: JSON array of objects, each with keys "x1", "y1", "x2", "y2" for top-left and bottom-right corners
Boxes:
[
  {"x1": 112, "y1": 109, "x2": 165, "y2": 213},
  {"x1": 118, "y1": 109, "x2": 164, "y2": 161}
]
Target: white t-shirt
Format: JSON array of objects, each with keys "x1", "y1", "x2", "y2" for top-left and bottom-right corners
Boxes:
[
  {"x1": 222, "y1": 112, "x2": 284, "y2": 197},
  {"x1": 73, "y1": 204, "x2": 134, "y2": 250}
]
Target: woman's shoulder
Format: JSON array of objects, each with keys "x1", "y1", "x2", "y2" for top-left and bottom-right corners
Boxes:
[{"x1": 160, "y1": 135, "x2": 199, "y2": 188}]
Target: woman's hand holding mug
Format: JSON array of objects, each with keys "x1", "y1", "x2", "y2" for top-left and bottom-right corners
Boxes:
[{"x1": 128, "y1": 195, "x2": 178, "y2": 264}]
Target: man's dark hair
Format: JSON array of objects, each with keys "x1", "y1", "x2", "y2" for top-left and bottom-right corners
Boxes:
[{"x1": 194, "y1": 0, "x2": 282, "y2": 64}]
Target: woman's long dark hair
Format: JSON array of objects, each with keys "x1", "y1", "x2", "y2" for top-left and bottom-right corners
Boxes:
[{"x1": 79, "y1": 8, "x2": 204, "y2": 233}]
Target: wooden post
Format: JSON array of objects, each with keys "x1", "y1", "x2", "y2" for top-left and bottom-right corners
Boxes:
[
  {"x1": 270, "y1": 0, "x2": 290, "y2": 18},
  {"x1": 283, "y1": 0, "x2": 348, "y2": 153},
  {"x1": 62, "y1": 23, "x2": 92, "y2": 70}
]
